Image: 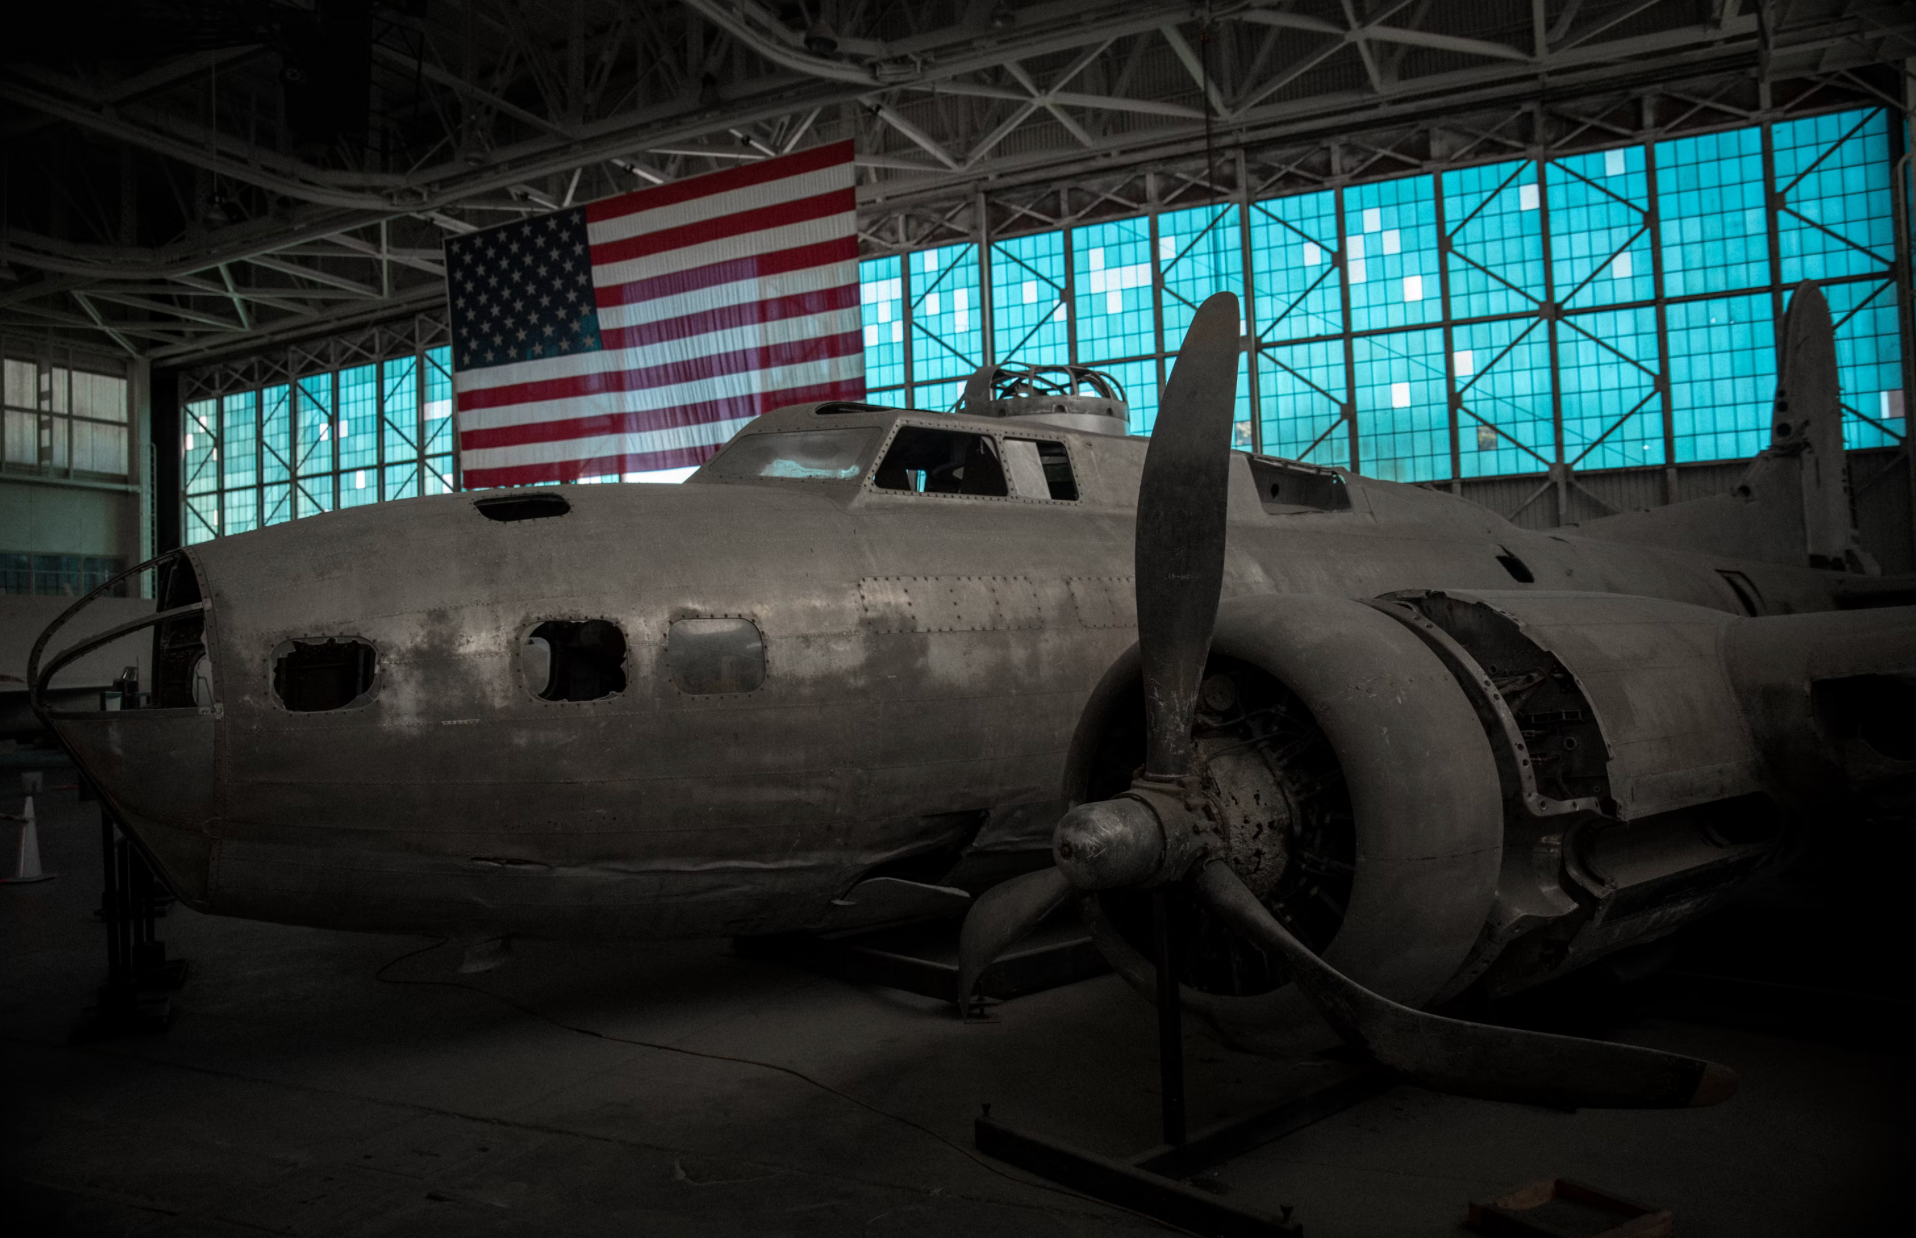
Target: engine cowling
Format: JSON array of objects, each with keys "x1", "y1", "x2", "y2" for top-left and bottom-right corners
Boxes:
[
  {"x1": 1060, "y1": 588, "x2": 1870, "y2": 1051},
  {"x1": 1063, "y1": 593, "x2": 1504, "y2": 1053}
]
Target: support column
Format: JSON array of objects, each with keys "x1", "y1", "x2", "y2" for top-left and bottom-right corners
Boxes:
[
  {"x1": 1238, "y1": 148, "x2": 1262, "y2": 456},
  {"x1": 1894, "y1": 62, "x2": 1916, "y2": 563},
  {"x1": 1333, "y1": 145, "x2": 1359, "y2": 473},
  {"x1": 1535, "y1": 105, "x2": 1568, "y2": 526},
  {"x1": 976, "y1": 190, "x2": 995, "y2": 369},
  {"x1": 1643, "y1": 104, "x2": 1679, "y2": 506}
]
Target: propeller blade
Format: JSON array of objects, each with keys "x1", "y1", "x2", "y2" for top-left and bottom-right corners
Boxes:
[
  {"x1": 1135, "y1": 291, "x2": 1242, "y2": 778},
  {"x1": 1192, "y1": 860, "x2": 1736, "y2": 1109},
  {"x1": 955, "y1": 865, "x2": 1075, "y2": 1015}
]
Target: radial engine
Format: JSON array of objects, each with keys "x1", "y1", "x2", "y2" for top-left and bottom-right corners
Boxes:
[{"x1": 1062, "y1": 588, "x2": 1915, "y2": 1048}]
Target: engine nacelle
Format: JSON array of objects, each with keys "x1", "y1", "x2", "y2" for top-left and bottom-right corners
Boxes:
[
  {"x1": 1064, "y1": 593, "x2": 1504, "y2": 1053},
  {"x1": 1060, "y1": 589, "x2": 1895, "y2": 1049}
]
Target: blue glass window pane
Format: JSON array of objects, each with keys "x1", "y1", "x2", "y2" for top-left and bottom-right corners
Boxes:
[
  {"x1": 866, "y1": 386, "x2": 904, "y2": 407},
  {"x1": 382, "y1": 357, "x2": 419, "y2": 466},
  {"x1": 220, "y1": 392, "x2": 258, "y2": 492},
  {"x1": 1656, "y1": 129, "x2": 1769, "y2": 296},
  {"x1": 340, "y1": 460, "x2": 379, "y2": 508},
  {"x1": 1257, "y1": 341, "x2": 1348, "y2": 469},
  {"x1": 1231, "y1": 352, "x2": 1253, "y2": 451},
  {"x1": 860, "y1": 257, "x2": 906, "y2": 390},
  {"x1": 1452, "y1": 318, "x2": 1554, "y2": 479},
  {"x1": 1773, "y1": 109, "x2": 1894, "y2": 283},
  {"x1": 1353, "y1": 329, "x2": 1447, "y2": 481},
  {"x1": 1096, "y1": 357, "x2": 1161, "y2": 435},
  {"x1": 295, "y1": 374, "x2": 334, "y2": 483},
  {"x1": 182, "y1": 399, "x2": 218, "y2": 496},
  {"x1": 1559, "y1": 307, "x2": 1665, "y2": 470},
  {"x1": 1158, "y1": 204, "x2": 1244, "y2": 348},
  {"x1": 424, "y1": 455, "x2": 457, "y2": 496},
  {"x1": 1073, "y1": 218, "x2": 1155, "y2": 362},
  {"x1": 297, "y1": 483, "x2": 334, "y2": 517},
  {"x1": 383, "y1": 462, "x2": 419, "y2": 502},
  {"x1": 337, "y1": 364, "x2": 378, "y2": 476},
  {"x1": 184, "y1": 494, "x2": 219, "y2": 544},
  {"x1": 423, "y1": 350, "x2": 456, "y2": 457},
  {"x1": 991, "y1": 230, "x2": 1070, "y2": 369},
  {"x1": 1545, "y1": 146, "x2": 1654, "y2": 310},
  {"x1": 1443, "y1": 160, "x2": 1545, "y2": 320},
  {"x1": 1814, "y1": 280, "x2": 1905, "y2": 451},
  {"x1": 1668, "y1": 294, "x2": 1775, "y2": 463},
  {"x1": 1250, "y1": 189, "x2": 1342, "y2": 344},
  {"x1": 910, "y1": 244, "x2": 983, "y2": 383},
  {"x1": 1345, "y1": 177, "x2": 1440, "y2": 331},
  {"x1": 261, "y1": 384, "x2": 292, "y2": 485},
  {"x1": 222, "y1": 487, "x2": 258, "y2": 536},
  {"x1": 911, "y1": 380, "x2": 965, "y2": 413},
  {"x1": 262, "y1": 483, "x2": 292, "y2": 527}
]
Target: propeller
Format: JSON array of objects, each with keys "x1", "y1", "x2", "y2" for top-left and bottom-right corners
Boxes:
[{"x1": 953, "y1": 290, "x2": 1737, "y2": 1109}]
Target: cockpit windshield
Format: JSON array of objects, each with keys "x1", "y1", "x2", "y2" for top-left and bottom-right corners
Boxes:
[{"x1": 703, "y1": 427, "x2": 877, "y2": 482}]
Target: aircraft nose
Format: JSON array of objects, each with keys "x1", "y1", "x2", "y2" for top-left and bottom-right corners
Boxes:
[{"x1": 33, "y1": 548, "x2": 220, "y2": 907}]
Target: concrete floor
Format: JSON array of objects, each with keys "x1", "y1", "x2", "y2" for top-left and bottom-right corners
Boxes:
[{"x1": 3, "y1": 784, "x2": 1908, "y2": 1238}]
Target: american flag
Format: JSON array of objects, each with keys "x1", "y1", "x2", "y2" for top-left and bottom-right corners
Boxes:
[{"x1": 444, "y1": 141, "x2": 863, "y2": 488}]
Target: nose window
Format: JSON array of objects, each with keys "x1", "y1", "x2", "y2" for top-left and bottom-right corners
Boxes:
[
  {"x1": 525, "y1": 620, "x2": 627, "y2": 701},
  {"x1": 274, "y1": 639, "x2": 377, "y2": 712}
]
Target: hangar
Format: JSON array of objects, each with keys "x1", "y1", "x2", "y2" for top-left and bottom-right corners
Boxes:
[{"x1": 3, "y1": 4, "x2": 1913, "y2": 1235}]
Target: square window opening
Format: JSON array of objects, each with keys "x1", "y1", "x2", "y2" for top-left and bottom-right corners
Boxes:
[
  {"x1": 274, "y1": 639, "x2": 377, "y2": 712},
  {"x1": 873, "y1": 427, "x2": 1008, "y2": 497},
  {"x1": 524, "y1": 620, "x2": 627, "y2": 702},
  {"x1": 1001, "y1": 438, "x2": 1079, "y2": 501}
]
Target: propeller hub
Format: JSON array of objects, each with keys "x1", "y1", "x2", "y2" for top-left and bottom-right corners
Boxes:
[{"x1": 1052, "y1": 797, "x2": 1163, "y2": 890}]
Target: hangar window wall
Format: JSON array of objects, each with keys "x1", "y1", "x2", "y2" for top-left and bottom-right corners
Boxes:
[
  {"x1": 181, "y1": 346, "x2": 457, "y2": 543},
  {"x1": 4, "y1": 353, "x2": 131, "y2": 478},
  {"x1": 859, "y1": 107, "x2": 1907, "y2": 483},
  {"x1": 179, "y1": 108, "x2": 1906, "y2": 540}
]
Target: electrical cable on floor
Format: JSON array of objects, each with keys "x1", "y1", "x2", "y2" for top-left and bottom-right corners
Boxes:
[{"x1": 375, "y1": 937, "x2": 1176, "y2": 1230}]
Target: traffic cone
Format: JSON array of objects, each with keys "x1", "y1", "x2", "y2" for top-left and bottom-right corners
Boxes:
[{"x1": 2, "y1": 795, "x2": 57, "y2": 884}]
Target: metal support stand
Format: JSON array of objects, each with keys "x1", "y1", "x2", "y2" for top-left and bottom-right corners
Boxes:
[
  {"x1": 73, "y1": 802, "x2": 187, "y2": 1042},
  {"x1": 1154, "y1": 889, "x2": 1187, "y2": 1147},
  {"x1": 975, "y1": 891, "x2": 1392, "y2": 1237}
]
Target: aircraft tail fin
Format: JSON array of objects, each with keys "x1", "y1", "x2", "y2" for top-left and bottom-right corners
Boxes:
[
  {"x1": 1770, "y1": 280, "x2": 1852, "y2": 566},
  {"x1": 1571, "y1": 282, "x2": 1871, "y2": 572}
]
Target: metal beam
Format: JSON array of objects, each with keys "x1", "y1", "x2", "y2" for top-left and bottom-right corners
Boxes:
[{"x1": 871, "y1": 103, "x2": 963, "y2": 171}]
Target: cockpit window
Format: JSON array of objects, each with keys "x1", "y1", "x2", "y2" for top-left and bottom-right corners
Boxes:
[
  {"x1": 1002, "y1": 438, "x2": 1078, "y2": 501},
  {"x1": 1247, "y1": 456, "x2": 1350, "y2": 513},
  {"x1": 704, "y1": 428, "x2": 876, "y2": 482},
  {"x1": 872, "y1": 427, "x2": 1008, "y2": 497}
]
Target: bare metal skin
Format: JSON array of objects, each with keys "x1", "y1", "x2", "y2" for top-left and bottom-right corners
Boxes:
[{"x1": 42, "y1": 396, "x2": 1877, "y2": 947}]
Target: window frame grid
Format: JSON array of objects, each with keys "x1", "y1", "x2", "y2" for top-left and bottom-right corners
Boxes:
[
  {"x1": 1, "y1": 351, "x2": 132, "y2": 481},
  {"x1": 176, "y1": 105, "x2": 1916, "y2": 540},
  {"x1": 184, "y1": 343, "x2": 454, "y2": 542},
  {"x1": 849, "y1": 104, "x2": 1906, "y2": 507}
]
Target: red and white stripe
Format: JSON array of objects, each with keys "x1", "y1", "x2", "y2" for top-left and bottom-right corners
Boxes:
[{"x1": 454, "y1": 141, "x2": 863, "y2": 488}]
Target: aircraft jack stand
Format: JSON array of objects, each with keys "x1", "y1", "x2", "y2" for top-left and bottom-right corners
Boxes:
[
  {"x1": 73, "y1": 804, "x2": 188, "y2": 1043},
  {"x1": 974, "y1": 891, "x2": 1391, "y2": 1237}
]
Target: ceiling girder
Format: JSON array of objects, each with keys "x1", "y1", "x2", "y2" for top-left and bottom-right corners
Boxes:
[{"x1": 0, "y1": 0, "x2": 1906, "y2": 365}]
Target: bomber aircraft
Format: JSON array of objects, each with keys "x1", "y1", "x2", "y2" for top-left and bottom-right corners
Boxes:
[{"x1": 30, "y1": 284, "x2": 1916, "y2": 1110}]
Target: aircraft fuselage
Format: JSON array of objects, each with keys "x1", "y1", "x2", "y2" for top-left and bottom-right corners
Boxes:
[{"x1": 48, "y1": 403, "x2": 1854, "y2": 941}]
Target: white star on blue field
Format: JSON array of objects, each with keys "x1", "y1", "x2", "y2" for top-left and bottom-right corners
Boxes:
[{"x1": 444, "y1": 209, "x2": 605, "y2": 372}]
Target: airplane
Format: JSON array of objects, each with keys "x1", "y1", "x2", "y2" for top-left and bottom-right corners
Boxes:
[{"x1": 28, "y1": 282, "x2": 1915, "y2": 1111}]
